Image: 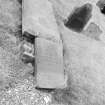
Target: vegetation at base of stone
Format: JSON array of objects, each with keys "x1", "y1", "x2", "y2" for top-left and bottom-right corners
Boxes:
[
  {"x1": 0, "y1": 0, "x2": 33, "y2": 90},
  {"x1": 64, "y1": 3, "x2": 92, "y2": 33}
]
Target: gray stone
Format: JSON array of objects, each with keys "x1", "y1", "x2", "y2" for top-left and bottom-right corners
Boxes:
[
  {"x1": 35, "y1": 38, "x2": 67, "y2": 89},
  {"x1": 22, "y1": 0, "x2": 60, "y2": 42}
]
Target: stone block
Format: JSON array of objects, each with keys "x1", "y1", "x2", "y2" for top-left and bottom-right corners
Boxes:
[
  {"x1": 22, "y1": 0, "x2": 60, "y2": 42},
  {"x1": 35, "y1": 38, "x2": 67, "y2": 89}
]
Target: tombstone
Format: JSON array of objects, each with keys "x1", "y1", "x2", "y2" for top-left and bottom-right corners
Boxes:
[{"x1": 35, "y1": 38, "x2": 67, "y2": 89}]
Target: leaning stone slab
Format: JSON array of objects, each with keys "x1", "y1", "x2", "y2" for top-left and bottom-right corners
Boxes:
[
  {"x1": 35, "y1": 38, "x2": 67, "y2": 89},
  {"x1": 22, "y1": 0, "x2": 60, "y2": 42}
]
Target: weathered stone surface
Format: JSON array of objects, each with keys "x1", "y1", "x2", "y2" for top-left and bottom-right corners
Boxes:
[
  {"x1": 52, "y1": 23, "x2": 105, "y2": 104},
  {"x1": 35, "y1": 38, "x2": 67, "y2": 89},
  {"x1": 82, "y1": 22, "x2": 102, "y2": 40},
  {"x1": 22, "y1": 0, "x2": 60, "y2": 42}
]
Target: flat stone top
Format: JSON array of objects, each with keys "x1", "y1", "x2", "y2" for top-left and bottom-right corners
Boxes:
[
  {"x1": 22, "y1": 0, "x2": 61, "y2": 42},
  {"x1": 35, "y1": 38, "x2": 67, "y2": 89}
]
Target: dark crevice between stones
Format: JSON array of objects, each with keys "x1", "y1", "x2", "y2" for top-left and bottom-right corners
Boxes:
[
  {"x1": 22, "y1": 31, "x2": 36, "y2": 44},
  {"x1": 35, "y1": 87, "x2": 55, "y2": 93},
  {"x1": 15, "y1": 24, "x2": 22, "y2": 40}
]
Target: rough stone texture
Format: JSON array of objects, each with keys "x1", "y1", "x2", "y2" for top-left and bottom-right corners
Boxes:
[
  {"x1": 22, "y1": 0, "x2": 66, "y2": 89},
  {"x1": 35, "y1": 38, "x2": 67, "y2": 89}
]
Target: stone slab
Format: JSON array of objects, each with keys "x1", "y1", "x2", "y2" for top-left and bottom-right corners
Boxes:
[
  {"x1": 22, "y1": 0, "x2": 60, "y2": 42},
  {"x1": 35, "y1": 38, "x2": 67, "y2": 89}
]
